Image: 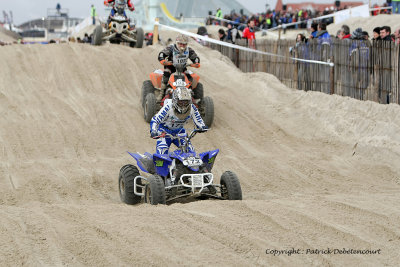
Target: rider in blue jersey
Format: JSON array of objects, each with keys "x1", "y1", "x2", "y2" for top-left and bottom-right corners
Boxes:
[{"x1": 150, "y1": 87, "x2": 207, "y2": 155}]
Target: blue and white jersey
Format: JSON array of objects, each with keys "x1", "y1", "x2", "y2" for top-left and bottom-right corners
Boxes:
[{"x1": 150, "y1": 99, "x2": 205, "y2": 134}]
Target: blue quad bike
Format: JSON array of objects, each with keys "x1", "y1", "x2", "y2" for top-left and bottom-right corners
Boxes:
[{"x1": 118, "y1": 129, "x2": 242, "y2": 205}]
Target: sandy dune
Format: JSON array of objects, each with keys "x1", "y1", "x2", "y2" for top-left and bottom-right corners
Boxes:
[
  {"x1": 1, "y1": 42, "x2": 400, "y2": 266},
  {"x1": 0, "y1": 27, "x2": 19, "y2": 43}
]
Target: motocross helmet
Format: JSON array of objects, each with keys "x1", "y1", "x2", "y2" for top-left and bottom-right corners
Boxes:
[
  {"x1": 172, "y1": 87, "x2": 192, "y2": 114},
  {"x1": 175, "y1": 34, "x2": 189, "y2": 53},
  {"x1": 115, "y1": 0, "x2": 126, "y2": 14}
]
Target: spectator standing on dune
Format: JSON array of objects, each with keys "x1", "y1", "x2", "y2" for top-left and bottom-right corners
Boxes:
[
  {"x1": 393, "y1": 0, "x2": 400, "y2": 14},
  {"x1": 316, "y1": 23, "x2": 331, "y2": 46},
  {"x1": 349, "y1": 28, "x2": 370, "y2": 90},
  {"x1": 218, "y1": 29, "x2": 227, "y2": 41},
  {"x1": 216, "y1": 8, "x2": 223, "y2": 19},
  {"x1": 215, "y1": 8, "x2": 223, "y2": 25},
  {"x1": 380, "y1": 26, "x2": 393, "y2": 41},
  {"x1": 90, "y1": 4, "x2": 97, "y2": 25},
  {"x1": 226, "y1": 23, "x2": 241, "y2": 44},
  {"x1": 338, "y1": 25, "x2": 351, "y2": 40},
  {"x1": 56, "y1": 3, "x2": 61, "y2": 14},
  {"x1": 362, "y1": 31, "x2": 369, "y2": 40},
  {"x1": 309, "y1": 23, "x2": 318, "y2": 40},
  {"x1": 394, "y1": 28, "x2": 400, "y2": 44},
  {"x1": 372, "y1": 27, "x2": 381, "y2": 40},
  {"x1": 243, "y1": 20, "x2": 256, "y2": 48},
  {"x1": 196, "y1": 26, "x2": 209, "y2": 46},
  {"x1": 83, "y1": 33, "x2": 90, "y2": 43}
]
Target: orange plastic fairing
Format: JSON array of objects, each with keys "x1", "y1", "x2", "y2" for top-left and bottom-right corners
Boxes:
[
  {"x1": 168, "y1": 74, "x2": 190, "y2": 89},
  {"x1": 150, "y1": 72, "x2": 163, "y2": 89}
]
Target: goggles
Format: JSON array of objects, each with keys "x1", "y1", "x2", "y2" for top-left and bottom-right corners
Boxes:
[
  {"x1": 177, "y1": 42, "x2": 187, "y2": 48},
  {"x1": 177, "y1": 100, "x2": 190, "y2": 107}
]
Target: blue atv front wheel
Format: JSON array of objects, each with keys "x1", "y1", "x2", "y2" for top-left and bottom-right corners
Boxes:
[
  {"x1": 144, "y1": 175, "x2": 166, "y2": 205},
  {"x1": 220, "y1": 171, "x2": 242, "y2": 200}
]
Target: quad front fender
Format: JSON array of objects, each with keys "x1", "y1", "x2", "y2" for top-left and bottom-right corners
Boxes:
[
  {"x1": 153, "y1": 153, "x2": 172, "y2": 177},
  {"x1": 200, "y1": 149, "x2": 219, "y2": 171}
]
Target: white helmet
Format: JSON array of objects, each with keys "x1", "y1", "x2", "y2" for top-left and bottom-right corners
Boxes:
[
  {"x1": 116, "y1": 0, "x2": 126, "y2": 7},
  {"x1": 172, "y1": 87, "x2": 192, "y2": 114},
  {"x1": 175, "y1": 34, "x2": 189, "y2": 53}
]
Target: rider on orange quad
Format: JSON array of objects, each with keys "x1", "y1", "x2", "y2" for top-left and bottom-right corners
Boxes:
[{"x1": 157, "y1": 34, "x2": 200, "y2": 101}]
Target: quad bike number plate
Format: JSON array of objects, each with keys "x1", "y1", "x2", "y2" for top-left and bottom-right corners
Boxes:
[
  {"x1": 192, "y1": 174, "x2": 203, "y2": 186},
  {"x1": 173, "y1": 79, "x2": 186, "y2": 87},
  {"x1": 183, "y1": 157, "x2": 203, "y2": 167}
]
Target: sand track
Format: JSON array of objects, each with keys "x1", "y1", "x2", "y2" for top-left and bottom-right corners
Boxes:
[{"x1": 1, "y1": 42, "x2": 400, "y2": 266}]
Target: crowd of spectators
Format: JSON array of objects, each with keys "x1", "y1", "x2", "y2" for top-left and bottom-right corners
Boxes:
[
  {"x1": 0, "y1": 40, "x2": 10, "y2": 46},
  {"x1": 208, "y1": 2, "x2": 395, "y2": 30},
  {"x1": 209, "y1": 2, "x2": 398, "y2": 46},
  {"x1": 293, "y1": 23, "x2": 400, "y2": 45},
  {"x1": 68, "y1": 33, "x2": 93, "y2": 44}
]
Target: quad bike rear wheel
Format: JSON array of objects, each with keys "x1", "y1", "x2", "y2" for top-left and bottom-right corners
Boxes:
[
  {"x1": 93, "y1": 25, "x2": 103, "y2": 46},
  {"x1": 193, "y1": 82, "x2": 204, "y2": 100},
  {"x1": 220, "y1": 171, "x2": 242, "y2": 200},
  {"x1": 119, "y1": 164, "x2": 142, "y2": 204},
  {"x1": 144, "y1": 175, "x2": 166, "y2": 205},
  {"x1": 141, "y1": 80, "x2": 155, "y2": 108},
  {"x1": 144, "y1": 93, "x2": 157, "y2": 123},
  {"x1": 201, "y1": 96, "x2": 214, "y2": 128}
]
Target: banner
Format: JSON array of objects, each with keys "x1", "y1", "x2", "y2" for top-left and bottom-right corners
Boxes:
[
  {"x1": 155, "y1": 21, "x2": 334, "y2": 67},
  {"x1": 334, "y1": 9, "x2": 351, "y2": 25},
  {"x1": 335, "y1": 4, "x2": 369, "y2": 24}
]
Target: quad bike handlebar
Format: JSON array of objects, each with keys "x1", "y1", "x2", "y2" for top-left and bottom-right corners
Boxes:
[
  {"x1": 160, "y1": 61, "x2": 200, "y2": 69},
  {"x1": 151, "y1": 128, "x2": 208, "y2": 141},
  {"x1": 152, "y1": 128, "x2": 208, "y2": 153}
]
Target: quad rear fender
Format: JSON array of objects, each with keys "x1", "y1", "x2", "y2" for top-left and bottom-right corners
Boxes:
[
  {"x1": 191, "y1": 73, "x2": 200, "y2": 89},
  {"x1": 153, "y1": 153, "x2": 173, "y2": 177},
  {"x1": 127, "y1": 152, "x2": 154, "y2": 174},
  {"x1": 150, "y1": 71, "x2": 163, "y2": 89}
]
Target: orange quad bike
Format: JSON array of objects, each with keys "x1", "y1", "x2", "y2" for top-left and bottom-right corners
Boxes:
[{"x1": 141, "y1": 62, "x2": 214, "y2": 127}]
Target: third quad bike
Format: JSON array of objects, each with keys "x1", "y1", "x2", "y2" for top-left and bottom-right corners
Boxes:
[
  {"x1": 93, "y1": 0, "x2": 143, "y2": 47},
  {"x1": 118, "y1": 129, "x2": 242, "y2": 205},
  {"x1": 141, "y1": 62, "x2": 214, "y2": 127}
]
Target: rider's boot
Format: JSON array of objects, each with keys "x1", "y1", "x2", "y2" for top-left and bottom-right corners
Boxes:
[{"x1": 157, "y1": 82, "x2": 167, "y2": 102}]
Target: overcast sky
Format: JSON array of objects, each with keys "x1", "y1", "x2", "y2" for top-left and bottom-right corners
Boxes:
[{"x1": 0, "y1": 0, "x2": 388, "y2": 25}]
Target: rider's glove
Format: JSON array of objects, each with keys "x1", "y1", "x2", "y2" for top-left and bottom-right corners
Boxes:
[
  {"x1": 150, "y1": 130, "x2": 158, "y2": 138},
  {"x1": 129, "y1": 7, "x2": 135, "y2": 11},
  {"x1": 190, "y1": 63, "x2": 200, "y2": 68},
  {"x1": 198, "y1": 126, "x2": 208, "y2": 132},
  {"x1": 160, "y1": 59, "x2": 172, "y2": 66}
]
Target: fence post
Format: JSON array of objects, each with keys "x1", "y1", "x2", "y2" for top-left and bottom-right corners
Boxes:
[
  {"x1": 294, "y1": 51, "x2": 298, "y2": 89},
  {"x1": 330, "y1": 56, "x2": 335, "y2": 95},
  {"x1": 153, "y1": 18, "x2": 159, "y2": 45},
  {"x1": 235, "y1": 48, "x2": 240, "y2": 68},
  {"x1": 278, "y1": 26, "x2": 282, "y2": 41}
]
